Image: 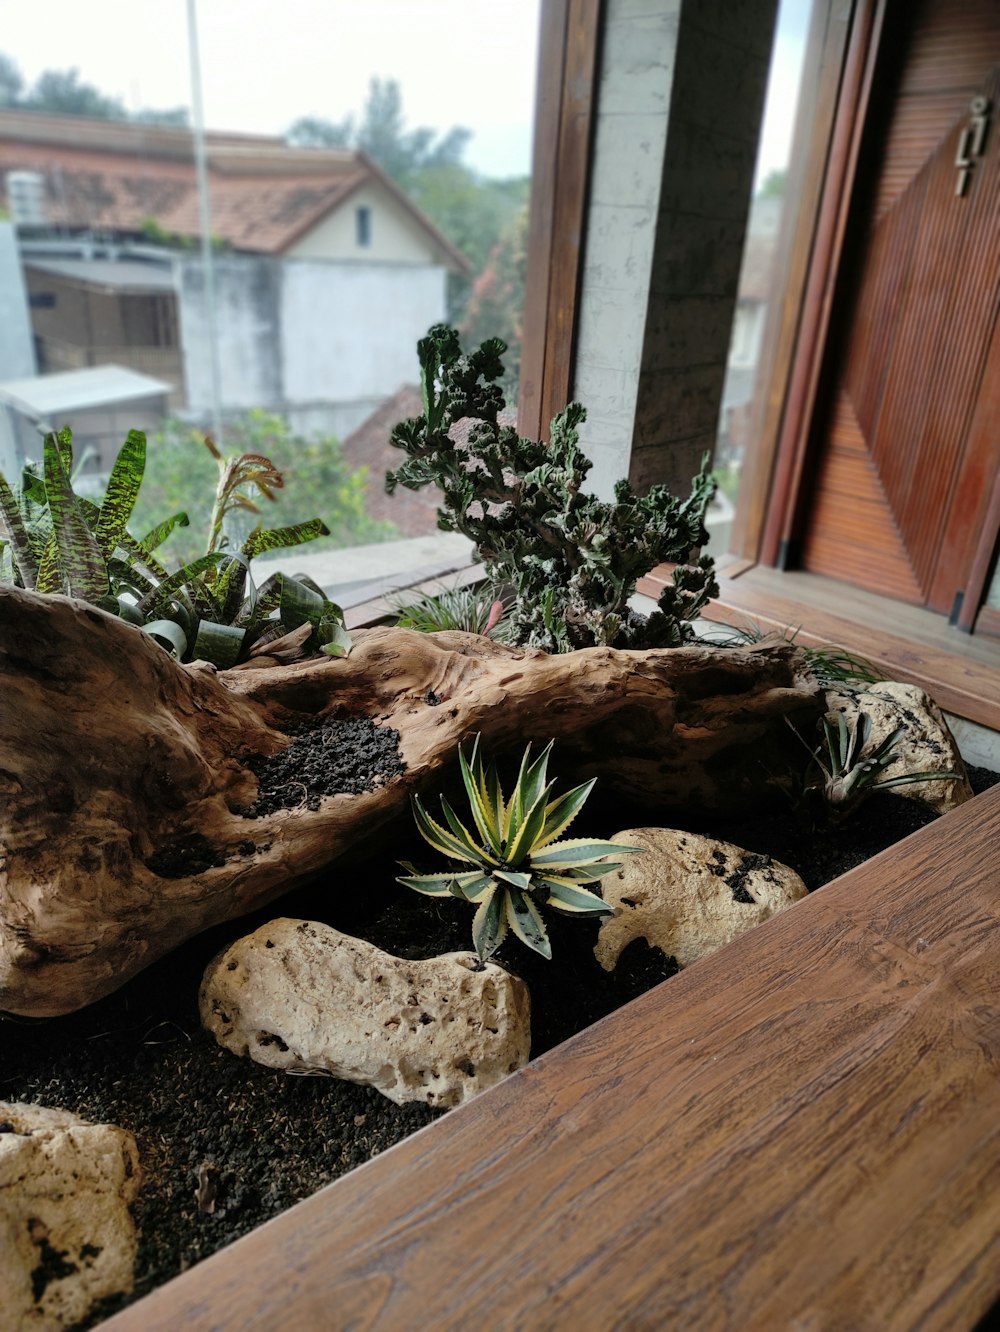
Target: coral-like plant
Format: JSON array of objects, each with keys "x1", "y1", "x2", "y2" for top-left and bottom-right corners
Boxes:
[
  {"x1": 385, "y1": 325, "x2": 718, "y2": 652},
  {"x1": 0, "y1": 427, "x2": 350, "y2": 667},
  {"x1": 398, "y1": 735, "x2": 639, "y2": 961}
]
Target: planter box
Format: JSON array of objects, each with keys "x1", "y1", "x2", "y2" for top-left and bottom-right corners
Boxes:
[{"x1": 101, "y1": 781, "x2": 1000, "y2": 1330}]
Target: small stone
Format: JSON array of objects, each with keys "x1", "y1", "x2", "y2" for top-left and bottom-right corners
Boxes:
[
  {"x1": 594, "y1": 828, "x2": 808, "y2": 972},
  {"x1": 0, "y1": 1101, "x2": 141, "y2": 1332},
  {"x1": 200, "y1": 918, "x2": 531, "y2": 1109},
  {"x1": 824, "y1": 682, "x2": 972, "y2": 813}
]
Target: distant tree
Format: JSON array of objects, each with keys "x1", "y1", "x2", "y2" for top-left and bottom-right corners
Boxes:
[
  {"x1": 22, "y1": 68, "x2": 127, "y2": 119},
  {"x1": 0, "y1": 52, "x2": 23, "y2": 107},
  {"x1": 758, "y1": 168, "x2": 787, "y2": 199},
  {"x1": 460, "y1": 205, "x2": 528, "y2": 399},
  {"x1": 288, "y1": 77, "x2": 471, "y2": 193}
]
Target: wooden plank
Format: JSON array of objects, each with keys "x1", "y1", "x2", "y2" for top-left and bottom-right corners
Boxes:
[
  {"x1": 637, "y1": 565, "x2": 1000, "y2": 730},
  {"x1": 103, "y1": 784, "x2": 1000, "y2": 1332}
]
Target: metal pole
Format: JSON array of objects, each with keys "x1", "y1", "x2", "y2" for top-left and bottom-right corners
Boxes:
[{"x1": 186, "y1": 0, "x2": 224, "y2": 443}]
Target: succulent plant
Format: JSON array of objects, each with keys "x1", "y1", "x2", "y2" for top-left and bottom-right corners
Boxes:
[
  {"x1": 792, "y1": 710, "x2": 960, "y2": 819},
  {"x1": 398, "y1": 735, "x2": 640, "y2": 961}
]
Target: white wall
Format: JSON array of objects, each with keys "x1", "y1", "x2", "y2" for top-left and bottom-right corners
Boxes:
[
  {"x1": 0, "y1": 220, "x2": 36, "y2": 382},
  {"x1": 281, "y1": 260, "x2": 447, "y2": 405},
  {"x1": 286, "y1": 182, "x2": 443, "y2": 265}
]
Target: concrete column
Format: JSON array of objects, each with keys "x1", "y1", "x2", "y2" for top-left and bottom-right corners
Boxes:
[{"x1": 573, "y1": 0, "x2": 778, "y2": 499}]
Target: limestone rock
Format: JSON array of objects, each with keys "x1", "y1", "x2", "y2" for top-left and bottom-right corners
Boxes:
[
  {"x1": 594, "y1": 828, "x2": 808, "y2": 972},
  {"x1": 0, "y1": 1101, "x2": 141, "y2": 1331},
  {"x1": 200, "y1": 918, "x2": 531, "y2": 1109},
  {"x1": 824, "y1": 682, "x2": 972, "y2": 813}
]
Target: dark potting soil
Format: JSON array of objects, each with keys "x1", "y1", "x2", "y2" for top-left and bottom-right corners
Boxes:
[{"x1": 2, "y1": 731, "x2": 997, "y2": 1328}]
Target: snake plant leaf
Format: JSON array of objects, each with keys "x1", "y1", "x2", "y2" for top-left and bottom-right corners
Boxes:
[
  {"x1": 530, "y1": 838, "x2": 642, "y2": 869},
  {"x1": 192, "y1": 619, "x2": 246, "y2": 668},
  {"x1": 142, "y1": 618, "x2": 189, "y2": 659},
  {"x1": 241, "y1": 517, "x2": 329, "y2": 562},
  {"x1": 472, "y1": 885, "x2": 507, "y2": 960},
  {"x1": 138, "y1": 511, "x2": 190, "y2": 555},
  {"x1": 94, "y1": 429, "x2": 146, "y2": 559},
  {"x1": 0, "y1": 472, "x2": 38, "y2": 588},
  {"x1": 42, "y1": 430, "x2": 109, "y2": 602},
  {"x1": 542, "y1": 879, "x2": 616, "y2": 915},
  {"x1": 535, "y1": 778, "x2": 598, "y2": 849},
  {"x1": 504, "y1": 886, "x2": 551, "y2": 959}
]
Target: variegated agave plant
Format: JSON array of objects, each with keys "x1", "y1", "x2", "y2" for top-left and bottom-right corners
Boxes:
[{"x1": 398, "y1": 736, "x2": 640, "y2": 962}]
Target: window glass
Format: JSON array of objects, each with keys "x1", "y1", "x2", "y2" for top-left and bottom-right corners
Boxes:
[{"x1": 0, "y1": 1, "x2": 539, "y2": 595}]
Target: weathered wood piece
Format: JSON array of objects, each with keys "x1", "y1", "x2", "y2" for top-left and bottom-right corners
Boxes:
[
  {"x1": 100, "y1": 783, "x2": 1000, "y2": 1332},
  {"x1": 0, "y1": 585, "x2": 819, "y2": 1016}
]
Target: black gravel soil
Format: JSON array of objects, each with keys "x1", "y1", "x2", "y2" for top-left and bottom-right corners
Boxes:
[{"x1": 2, "y1": 728, "x2": 996, "y2": 1328}]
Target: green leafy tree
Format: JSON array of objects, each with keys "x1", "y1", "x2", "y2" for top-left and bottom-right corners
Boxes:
[
  {"x1": 0, "y1": 53, "x2": 23, "y2": 107},
  {"x1": 131, "y1": 411, "x2": 397, "y2": 569},
  {"x1": 459, "y1": 205, "x2": 528, "y2": 399},
  {"x1": 22, "y1": 68, "x2": 127, "y2": 119}
]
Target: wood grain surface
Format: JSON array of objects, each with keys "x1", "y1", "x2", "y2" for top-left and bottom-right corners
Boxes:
[{"x1": 103, "y1": 783, "x2": 1000, "y2": 1332}]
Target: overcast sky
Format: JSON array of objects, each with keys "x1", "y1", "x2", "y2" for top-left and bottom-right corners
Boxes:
[
  {"x1": 6, "y1": 0, "x2": 809, "y2": 184},
  {"x1": 6, "y1": 0, "x2": 542, "y2": 179}
]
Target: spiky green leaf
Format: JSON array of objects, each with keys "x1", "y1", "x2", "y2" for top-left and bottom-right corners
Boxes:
[
  {"x1": 504, "y1": 886, "x2": 551, "y2": 959},
  {"x1": 543, "y1": 879, "x2": 616, "y2": 915},
  {"x1": 241, "y1": 517, "x2": 329, "y2": 561},
  {"x1": 0, "y1": 471, "x2": 38, "y2": 588},
  {"x1": 535, "y1": 778, "x2": 597, "y2": 848},
  {"x1": 530, "y1": 837, "x2": 640, "y2": 869},
  {"x1": 412, "y1": 794, "x2": 486, "y2": 865},
  {"x1": 138, "y1": 510, "x2": 190, "y2": 555},
  {"x1": 472, "y1": 885, "x2": 507, "y2": 960},
  {"x1": 439, "y1": 793, "x2": 495, "y2": 864}
]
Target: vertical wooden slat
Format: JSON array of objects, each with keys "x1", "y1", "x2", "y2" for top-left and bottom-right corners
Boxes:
[{"x1": 518, "y1": 0, "x2": 601, "y2": 442}]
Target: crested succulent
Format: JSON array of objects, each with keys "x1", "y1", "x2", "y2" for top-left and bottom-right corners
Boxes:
[{"x1": 398, "y1": 735, "x2": 640, "y2": 961}]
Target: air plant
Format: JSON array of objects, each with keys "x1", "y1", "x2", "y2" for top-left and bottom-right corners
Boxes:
[{"x1": 790, "y1": 710, "x2": 960, "y2": 820}]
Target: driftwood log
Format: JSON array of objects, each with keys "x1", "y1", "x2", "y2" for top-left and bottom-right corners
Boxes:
[{"x1": 0, "y1": 586, "x2": 821, "y2": 1016}]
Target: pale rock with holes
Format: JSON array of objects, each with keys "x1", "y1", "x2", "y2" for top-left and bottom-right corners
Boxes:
[
  {"x1": 824, "y1": 681, "x2": 972, "y2": 813},
  {"x1": 199, "y1": 918, "x2": 531, "y2": 1109},
  {"x1": 594, "y1": 828, "x2": 808, "y2": 972},
  {"x1": 0, "y1": 1100, "x2": 141, "y2": 1332}
]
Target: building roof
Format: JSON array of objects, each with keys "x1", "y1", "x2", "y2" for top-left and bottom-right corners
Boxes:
[
  {"x1": 0, "y1": 363, "x2": 172, "y2": 417},
  {"x1": 25, "y1": 257, "x2": 176, "y2": 293},
  {"x1": 0, "y1": 109, "x2": 469, "y2": 270}
]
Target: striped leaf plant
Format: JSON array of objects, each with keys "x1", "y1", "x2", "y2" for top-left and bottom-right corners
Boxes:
[
  {"x1": 0, "y1": 426, "x2": 350, "y2": 667},
  {"x1": 398, "y1": 735, "x2": 641, "y2": 962}
]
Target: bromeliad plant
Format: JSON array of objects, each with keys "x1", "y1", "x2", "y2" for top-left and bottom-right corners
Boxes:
[
  {"x1": 398, "y1": 736, "x2": 640, "y2": 962},
  {"x1": 790, "y1": 710, "x2": 960, "y2": 820},
  {"x1": 0, "y1": 426, "x2": 351, "y2": 667}
]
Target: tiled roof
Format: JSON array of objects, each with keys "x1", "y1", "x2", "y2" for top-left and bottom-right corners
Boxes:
[
  {"x1": 343, "y1": 386, "x2": 518, "y2": 538},
  {"x1": 0, "y1": 109, "x2": 467, "y2": 266}
]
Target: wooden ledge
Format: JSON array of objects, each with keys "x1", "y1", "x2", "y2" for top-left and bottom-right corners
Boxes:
[{"x1": 105, "y1": 783, "x2": 1000, "y2": 1330}]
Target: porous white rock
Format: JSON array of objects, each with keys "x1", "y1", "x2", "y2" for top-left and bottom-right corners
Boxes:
[
  {"x1": 0, "y1": 1101, "x2": 141, "y2": 1332},
  {"x1": 824, "y1": 681, "x2": 972, "y2": 813},
  {"x1": 200, "y1": 918, "x2": 531, "y2": 1109},
  {"x1": 595, "y1": 828, "x2": 808, "y2": 972}
]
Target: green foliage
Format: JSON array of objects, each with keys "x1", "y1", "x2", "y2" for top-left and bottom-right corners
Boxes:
[
  {"x1": 131, "y1": 411, "x2": 395, "y2": 569},
  {"x1": 702, "y1": 620, "x2": 883, "y2": 686},
  {"x1": 788, "y1": 711, "x2": 960, "y2": 820},
  {"x1": 459, "y1": 205, "x2": 528, "y2": 399},
  {"x1": 0, "y1": 426, "x2": 351, "y2": 667},
  {"x1": 386, "y1": 326, "x2": 718, "y2": 652},
  {"x1": 0, "y1": 50, "x2": 190, "y2": 124},
  {"x1": 398, "y1": 736, "x2": 639, "y2": 962},
  {"x1": 390, "y1": 581, "x2": 511, "y2": 638}
]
